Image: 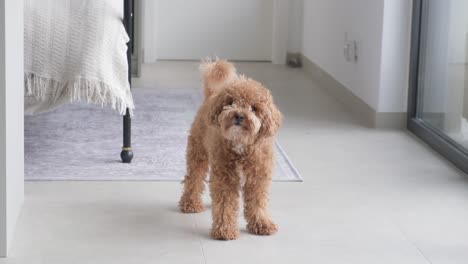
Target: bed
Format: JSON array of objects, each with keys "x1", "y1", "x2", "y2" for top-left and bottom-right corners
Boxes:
[{"x1": 24, "y1": 0, "x2": 135, "y2": 163}]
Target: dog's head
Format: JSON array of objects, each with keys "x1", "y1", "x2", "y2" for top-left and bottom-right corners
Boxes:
[{"x1": 208, "y1": 77, "x2": 281, "y2": 144}]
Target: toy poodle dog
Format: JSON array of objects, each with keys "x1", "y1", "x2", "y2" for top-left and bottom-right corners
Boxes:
[{"x1": 179, "y1": 59, "x2": 282, "y2": 240}]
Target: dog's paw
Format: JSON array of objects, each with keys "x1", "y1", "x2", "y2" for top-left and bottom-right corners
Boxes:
[
  {"x1": 247, "y1": 220, "x2": 278, "y2": 236},
  {"x1": 178, "y1": 198, "x2": 204, "y2": 213},
  {"x1": 211, "y1": 227, "x2": 239, "y2": 240}
]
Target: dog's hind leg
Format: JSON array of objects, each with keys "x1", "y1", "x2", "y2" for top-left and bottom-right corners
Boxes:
[{"x1": 179, "y1": 135, "x2": 209, "y2": 213}]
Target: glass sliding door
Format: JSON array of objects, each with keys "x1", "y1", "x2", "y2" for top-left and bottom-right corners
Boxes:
[{"x1": 408, "y1": 0, "x2": 468, "y2": 173}]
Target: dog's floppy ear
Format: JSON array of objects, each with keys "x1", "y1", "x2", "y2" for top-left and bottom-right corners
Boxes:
[
  {"x1": 259, "y1": 96, "x2": 282, "y2": 138},
  {"x1": 207, "y1": 92, "x2": 229, "y2": 126}
]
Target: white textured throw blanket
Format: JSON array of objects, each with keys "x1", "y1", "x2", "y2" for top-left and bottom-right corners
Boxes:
[{"x1": 24, "y1": 0, "x2": 134, "y2": 115}]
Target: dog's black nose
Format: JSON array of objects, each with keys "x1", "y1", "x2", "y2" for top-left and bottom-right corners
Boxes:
[{"x1": 235, "y1": 113, "x2": 244, "y2": 124}]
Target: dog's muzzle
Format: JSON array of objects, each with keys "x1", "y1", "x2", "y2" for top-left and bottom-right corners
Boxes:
[{"x1": 234, "y1": 113, "x2": 244, "y2": 126}]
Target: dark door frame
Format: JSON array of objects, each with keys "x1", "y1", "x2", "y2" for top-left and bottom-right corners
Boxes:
[{"x1": 407, "y1": 0, "x2": 468, "y2": 174}]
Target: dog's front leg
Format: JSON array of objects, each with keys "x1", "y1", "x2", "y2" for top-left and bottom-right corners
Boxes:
[
  {"x1": 179, "y1": 135, "x2": 209, "y2": 213},
  {"x1": 209, "y1": 167, "x2": 240, "y2": 240},
  {"x1": 243, "y1": 163, "x2": 278, "y2": 236}
]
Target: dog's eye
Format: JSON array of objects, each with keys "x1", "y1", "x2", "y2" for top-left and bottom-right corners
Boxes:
[{"x1": 251, "y1": 106, "x2": 257, "y2": 112}]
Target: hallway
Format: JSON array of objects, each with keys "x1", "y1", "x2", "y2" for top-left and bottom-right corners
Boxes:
[{"x1": 3, "y1": 62, "x2": 468, "y2": 264}]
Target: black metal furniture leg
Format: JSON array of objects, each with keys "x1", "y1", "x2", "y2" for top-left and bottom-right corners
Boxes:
[
  {"x1": 121, "y1": 108, "x2": 133, "y2": 163},
  {"x1": 121, "y1": 0, "x2": 134, "y2": 163}
]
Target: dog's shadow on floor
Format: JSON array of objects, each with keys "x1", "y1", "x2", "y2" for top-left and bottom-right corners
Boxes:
[
  {"x1": 166, "y1": 204, "x2": 259, "y2": 240},
  {"x1": 166, "y1": 204, "x2": 212, "y2": 213}
]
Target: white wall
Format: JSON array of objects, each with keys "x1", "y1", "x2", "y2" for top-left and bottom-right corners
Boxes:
[
  {"x1": 142, "y1": 0, "x2": 300, "y2": 64},
  {"x1": 0, "y1": 0, "x2": 24, "y2": 257},
  {"x1": 147, "y1": 0, "x2": 274, "y2": 61},
  {"x1": 378, "y1": 0, "x2": 412, "y2": 112},
  {"x1": 287, "y1": 0, "x2": 303, "y2": 54},
  {"x1": 141, "y1": 0, "x2": 157, "y2": 63},
  {"x1": 272, "y1": 0, "x2": 288, "y2": 64},
  {"x1": 301, "y1": 0, "x2": 412, "y2": 113},
  {"x1": 302, "y1": 0, "x2": 385, "y2": 111}
]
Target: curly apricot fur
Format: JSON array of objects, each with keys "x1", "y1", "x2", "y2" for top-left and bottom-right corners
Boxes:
[{"x1": 179, "y1": 59, "x2": 281, "y2": 240}]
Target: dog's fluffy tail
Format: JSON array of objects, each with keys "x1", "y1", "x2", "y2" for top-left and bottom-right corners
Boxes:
[{"x1": 199, "y1": 58, "x2": 237, "y2": 99}]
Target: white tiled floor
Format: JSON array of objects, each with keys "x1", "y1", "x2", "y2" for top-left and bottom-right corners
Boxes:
[{"x1": 3, "y1": 62, "x2": 468, "y2": 263}]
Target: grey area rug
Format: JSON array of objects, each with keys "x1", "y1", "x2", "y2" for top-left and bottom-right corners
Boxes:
[{"x1": 25, "y1": 88, "x2": 302, "y2": 181}]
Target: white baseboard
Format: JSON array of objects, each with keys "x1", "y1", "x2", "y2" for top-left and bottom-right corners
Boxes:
[{"x1": 301, "y1": 55, "x2": 406, "y2": 129}]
